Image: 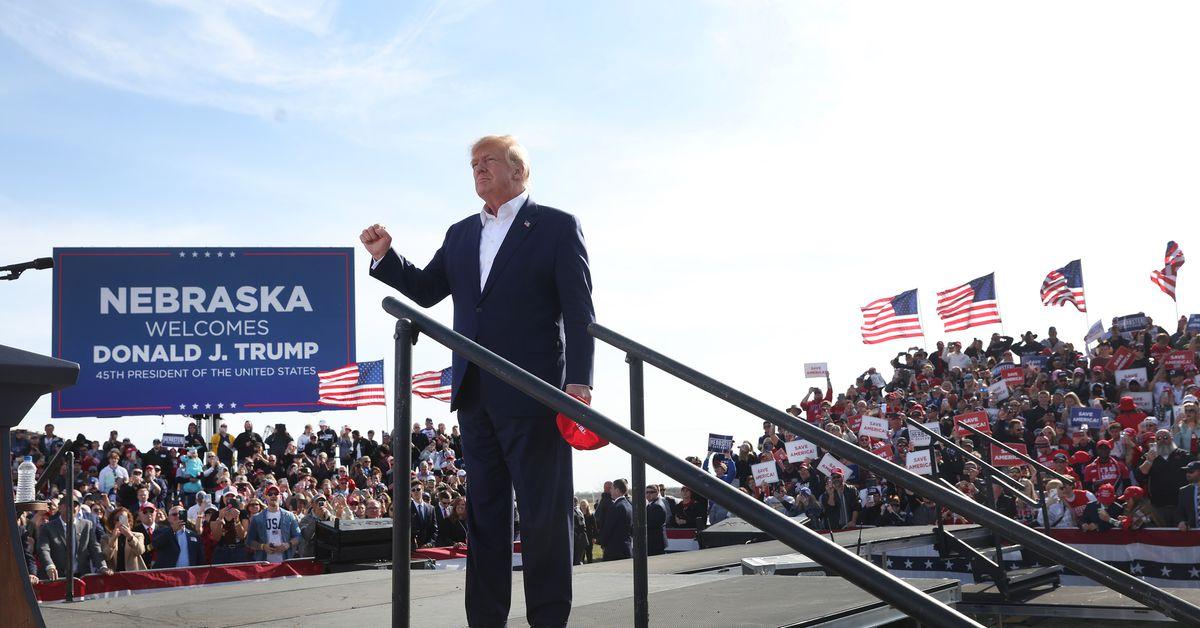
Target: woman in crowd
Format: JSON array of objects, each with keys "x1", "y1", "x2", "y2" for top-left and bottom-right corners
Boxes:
[
  {"x1": 210, "y1": 496, "x2": 249, "y2": 564},
  {"x1": 1175, "y1": 399, "x2": 1200, "y2": 455},
  {"x1": 672, "y1": 486, "x2": 707, "y2": 529},
  {"x1": 101, "y1": 507, "x2": 146, "y2": 573},
  {"x1": 184, "y1": 422, "x2": 207, "y2": 451},
  {"x1": 439, "y1": 497, "x2": 468, "y2": 547},
  {"x1": 578, "y1": 499, "x2": 597, "y2": 563}
]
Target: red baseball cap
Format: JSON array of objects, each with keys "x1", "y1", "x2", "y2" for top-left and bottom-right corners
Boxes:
[
  {"x1": 1071, "y1": 451, "x2": 1092, "y2": 465},
  {"x1": 1095, "y1": 439, "x2": 1113, "y2": 450},
  {"x1": 1096, "y1": 483, "x2": 1116, "y2": 505},
  {"x1": 1118, "y1": 486, "x2": 1144, "y2": 502},
  {"x1": 264, "y1": 485, "x2": 281, "y2": 496},
  {"x1": 556, "y1": 394, "x2": 608, "y2": 451}
]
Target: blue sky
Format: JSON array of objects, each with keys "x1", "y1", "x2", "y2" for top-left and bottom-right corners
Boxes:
[{"x1": 4, "y1": 1, "x2": 1200, "y2": 490}]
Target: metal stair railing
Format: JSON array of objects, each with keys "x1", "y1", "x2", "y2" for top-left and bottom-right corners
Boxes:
[
  {"x1": 586, "y1": 322, "x2": 1200, "y2": 625},
  {"x1": 383, "y1": 297, "x2": 982, "y2": 628}
]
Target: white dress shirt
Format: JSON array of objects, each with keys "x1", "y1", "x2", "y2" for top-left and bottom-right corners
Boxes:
[{"x1": 478, "y1": 190, "x2": 528, "y2": 290}]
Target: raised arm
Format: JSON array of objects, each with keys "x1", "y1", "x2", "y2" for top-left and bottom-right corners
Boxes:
[{"x1": 363, "y1": 224, "x2": 452, "y2": 308}]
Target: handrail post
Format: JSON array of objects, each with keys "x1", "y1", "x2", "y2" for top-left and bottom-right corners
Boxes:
[
  {"x1": 980, "y1": 443, "x2": 1008, "y2": 589},
  {"x1": 65, "y1": 451, "x2": 75, "y2": 603},
  {"x1": 1035, "y1": 470, "x2": 1052, "y2": 533},
  {"x1": 628, "y1": 356, "x2": 649, "y2": 628},
  {"x1": 392, "y1": 319, "x2": 413, "y2": 628}
]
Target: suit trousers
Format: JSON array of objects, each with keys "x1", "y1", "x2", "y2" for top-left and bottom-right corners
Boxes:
[{"x1": 458, "y1": 376, "x2": 574, "y2": 628}]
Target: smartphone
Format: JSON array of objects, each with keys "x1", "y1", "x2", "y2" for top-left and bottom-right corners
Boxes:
[{"x1": 118, "y1": 513, "x2": 128, "y2": 526}]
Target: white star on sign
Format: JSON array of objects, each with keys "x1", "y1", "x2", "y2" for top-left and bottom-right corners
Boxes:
[
  {"x1": 1189, "y1": 567, "x2": 1200, "y2": 578},
  {"x1": 904, "y1": 559, "x2": 913, "y2": 569},
  {"x1": 192, "y1": 403, "x2": 199, "y2": 409},
  {"x1": 924, "y1": 560, "x2": 933, "y2": 569},
  {"x1": 179, "y1": 403, "x2": 186, "y2": 410},
  {"x1": 1161, "y1": 566, "x2": 1172, "y2": 577},
  {"x1": 205, "y1": 403, "x2": 212, "y2": 409},
  {"x1": 945, "y1": 560, "x2": 955, "y2": 571},
  {"x1": 217, "y1": 403, "x2": 224, "y2": 409},
  {"x1": 217, "y1": 251, "x2": 224, "y2": 257},
  {"x1": 192, "y1": 252, "x2": 199, "y2": 258},
  {"x1": 204, "y1": 251, "x2": 211, "y2": 258},
  {"x1": 885, "y1": 558, "x2": 893, "y2": 567},
  {"x1": 179, "y1": 252, "x2": 186, "y2": 258},
  {"x1": 1131, "y1": 562, "x2": 1143, "y2": 574},
  {"x1": 229, "y1": 252, "x2": 236, "y2": 257},
  {"x1": 230, "y1": 402, "x2": 237, "y2": 408}
]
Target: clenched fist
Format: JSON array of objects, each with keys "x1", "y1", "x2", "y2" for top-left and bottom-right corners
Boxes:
[{"x1": 359, "y1": 224, "x2": 393, "y2": 261}]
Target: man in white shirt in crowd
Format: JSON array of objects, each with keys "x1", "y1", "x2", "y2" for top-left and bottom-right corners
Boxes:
[{"x1": 98, "y1": 449, "x2": 129, "y2": 493}]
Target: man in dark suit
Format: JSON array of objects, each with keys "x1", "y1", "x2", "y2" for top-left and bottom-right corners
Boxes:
[
  {"x1": 1177, "y1": 461, "x2": 1200, "y2": 530},
  {"x1": 598, "y1": 479, "x2": 633, "y2": 561},
  {"x1": 411, "y1": 481, "x2": 439, "y2": 547},
  {"x1": 151, "y1": 505, "x2": 204, "y2": 569},
  {"x1": 645, "y1": 485, "x2": 670, "y2": 556},
  {"x1": 36, "y1": 500, "x2": 111, "y2": 579},
  {"x1": 363, "y1": 135, "x2": 594, "y2": 628}
]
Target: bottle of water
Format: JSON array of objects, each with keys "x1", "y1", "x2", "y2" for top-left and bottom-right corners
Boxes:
[{"x1": 16, "y1": 456, "x2": 36, "y2": 503}]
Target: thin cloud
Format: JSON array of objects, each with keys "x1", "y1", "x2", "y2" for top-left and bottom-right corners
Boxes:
[{"x1": 0, "y1": 0, "x2": 477, "y2": 120}]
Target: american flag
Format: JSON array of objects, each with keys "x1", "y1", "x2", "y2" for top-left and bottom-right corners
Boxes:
[
  {"x1": 860, "y1": 289, "x2": 924, "y2": 345},
  {"x1": 1150, "y1": 241, "x2": 1185, "y2": 301},
  {"x1": 1041, "y1": 259, "x2": 1087, "y2": 312},
  {"x1": 317, "y1": 360, "x2": 386, "y2": 407},
  {"x1": 937, "y1": 273, "x2": 1002, "y2": 332},
  {"x1": 412, "y1": 367, "x2": 453, "y2": 402}
]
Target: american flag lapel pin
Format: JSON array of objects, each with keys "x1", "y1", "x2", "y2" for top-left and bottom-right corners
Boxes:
[{"x1": 523, "y1": 220, "x2": 531, "y2": 228}]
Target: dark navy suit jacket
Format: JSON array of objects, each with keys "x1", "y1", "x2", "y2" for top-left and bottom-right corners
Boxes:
[
  {"x1": 370, "y1": 198, "x2": 595, "y2": 415},
  {"x1": 597, "y1": 495, "x2": 633, "y2": 560}
]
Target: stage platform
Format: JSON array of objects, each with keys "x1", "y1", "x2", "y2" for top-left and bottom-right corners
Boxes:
[
  {"x1": 40, "y1": 568, "x2": 961, "y2": 628},
  {"x1": 578, "y1": 524, "x2": 982, "y2": 576},
  {"x1": 958, "y1": 583, "x2": 1200, "y2": 623}
]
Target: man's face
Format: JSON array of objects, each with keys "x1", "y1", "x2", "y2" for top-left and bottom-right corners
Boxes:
[
  {"x1": 267, "y1": 494, "x2": 280, "y2": 509},
  {"x1": 365, "y1": 502, "x2": 382, "y2": 518},
  {"x1": 108, "y1": 454, "x2": 120, "y2": 467},
  {"x1": 471, "y1": 143, "x2": 522, "y2": 202},
  {"x1": 244, "y1": 422, "x2": 253, "y2": 432},
  {"x1": 168, "y1": 508, "x2": 186, "y2": 530}
]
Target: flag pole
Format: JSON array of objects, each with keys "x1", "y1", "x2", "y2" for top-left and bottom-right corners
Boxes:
[{"x1": 915, "y1": 289, "x2": 929, "y2": 351}]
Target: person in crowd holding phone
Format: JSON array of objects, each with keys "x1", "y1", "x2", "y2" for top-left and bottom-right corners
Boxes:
[{"x1": 101, "y1": 507, "x2": 146, "y2": 572}]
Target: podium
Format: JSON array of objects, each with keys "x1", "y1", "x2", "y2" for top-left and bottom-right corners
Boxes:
[{"x1": 1, "y1": 345, "x2": 79, "y2": 628}]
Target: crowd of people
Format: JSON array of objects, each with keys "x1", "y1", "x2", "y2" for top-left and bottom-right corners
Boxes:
[
  {"x1": 590, "y1": 316, "x2": 1200, "y2": 556},
  {"x1": 10, "y1": 416, "x2": 474, "y2": 583},
  {"x1": 13, "y1": 314, "x2": 1200, "y2": 580}
]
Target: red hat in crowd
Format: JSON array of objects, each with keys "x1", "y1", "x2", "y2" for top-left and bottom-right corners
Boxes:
[
  {"x1": 831, "y1": 469, "x2": 845, "y2": 478},
  {"x1": 1071, "y1": 451, "x2": 1092, "y2": 465},
  {"x1": 264, "y1": 485, "x2": 281, "y2": 496},
  {"x1": 140, "y1": 503, "x2": 157, "y2": 513},
  {"x1": 556, "y1": 393, "x2": 609, "y2": 451},
  {"x1": 1096, "y1": 484, "x2": 1116, "y2": 505},
  {"x1": 1118, "y1": 486, "x2": 1145, "y2": 502},
  {"x1": 1095, "y1": 439, "x2": 1113, "y2": 450},
  {"x1": 1118, "y1": 396, "x2": 1137, "y2": 412}
]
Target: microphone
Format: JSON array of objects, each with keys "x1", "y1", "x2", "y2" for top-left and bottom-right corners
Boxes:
[{"x1": 0, "y1": 257, "x2": 54, "y2": 281}]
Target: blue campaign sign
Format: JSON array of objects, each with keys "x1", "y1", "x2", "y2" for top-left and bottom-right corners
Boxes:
[
  {"x1": 52, "y1": 248, "x2": 356, "y2": 418},
  {"x1": 1069, "y1": 407, "x2": 1103, "y2": 430},
  {"x1": 1189, "y1": 314, "x2": 1200, "y2": 334},
  {"x1": 1021, "y1": 354, "x2": 1048, "y2": 370},
  {"x1": 1113, "y1": 313, "x2": 1149, "y2": 333}
]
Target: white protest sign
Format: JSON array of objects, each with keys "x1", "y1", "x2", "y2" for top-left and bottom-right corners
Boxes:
[
  {"x1": 1128, "y1": 391, "x2": 1154, "y2": 411},
  {"x1": 858, "y1": 416, "x2": 889, "y2": 440},
  {"x1": 1084, "y1": 320, "x2": 1105, "y2": 344},
  {"x1": 870, "y1": 372, "x2": 887, "y2": 388},
  {"x1": 906, "y1": 449, "x2": 933, "y2": 475},
  {"x1": 751, "y1": 460, "x2": 780, "y2": 485},
  {"x1": 908, "y1": 422, "x2": 940, "y2": 447},
  {"x1": 1115, "y1": 367, "x2": 1148, "y2": 386},
  {"x1": 803, "y1": 362, "x2": 829, "y2": 378},
  {"x1": 785, "y1": 439, "x2": 818, "y2": 463},
  {"x1": 816, "y1": 453, "x2": 852, "y2": 478},
  {"x1": 988, "y1": 378, "x2": 1009, "y2": 401},
  {"x1": 707, "y1": 433, "x2": 734, "y2": 454}
]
